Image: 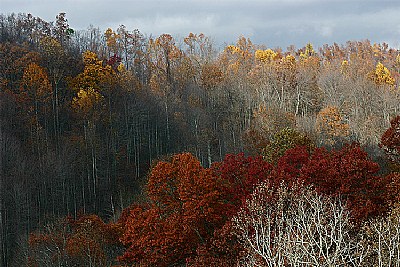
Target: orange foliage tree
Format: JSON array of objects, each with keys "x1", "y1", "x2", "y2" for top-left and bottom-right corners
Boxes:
[
  {"x1": 119, "y1": 153, "x2": 226, "y2": 266},
  {"x1": 19, "y1": 62, "x2": 52, "y2": 141},
  {"x1": 316, "y1": 105, "x2": 350, "y2": 145}
]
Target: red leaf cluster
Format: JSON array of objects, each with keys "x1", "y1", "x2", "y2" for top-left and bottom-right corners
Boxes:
[{"x1": 299, "y1": 144, "x2": 388, "y2": 222}]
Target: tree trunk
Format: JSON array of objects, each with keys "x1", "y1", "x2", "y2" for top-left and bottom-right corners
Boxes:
[
  {"x1": 53, "y1": 81, "x2": 60, "y2": 156},
  {"x1": 165, "y1": 101, "x2": 170, "y2": 148},
  {"x1": 207, "y1": 140, "x2": 212, "y2": 168}
]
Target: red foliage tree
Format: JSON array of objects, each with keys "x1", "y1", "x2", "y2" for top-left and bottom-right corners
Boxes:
[
  {"x1": 271, "y1": 145, "x2": 311, "y2": 185},
  {"x1": 189, "y1": 221, "x2": 241, "y2": 267},
  {"x1": 212, "y1": 153, "x2": 273, "y2": 217},
  {"x1": 189, "y1": 153, "x2": 273, "y2": 266},
  {"x1": 301, "y1": 144, "x2": 390, "y2": 222},
  {"x1": 119, "y1": 153, "x2": 273, "y2": 266},
  {"x1": 380, "y1": 115, "x2": 400, "y2": 165},
  {"x1": 277, "y1": 144, "x2": 392, "y2": 223}
]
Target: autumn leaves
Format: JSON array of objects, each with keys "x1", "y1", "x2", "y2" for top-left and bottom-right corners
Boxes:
[{"x1": 114, "y1": 142, "x2": 400, "y2": 266}]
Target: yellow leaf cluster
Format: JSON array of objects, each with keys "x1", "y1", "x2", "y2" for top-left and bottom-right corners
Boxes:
[
  {"x1": 227, "y1": 61, "x2": 240, "y2": 73},
  {"x1": 283, "y1": 54, "x2": 295, "y2": 64},
  {"x1": 372, "y1": 43, "x2": 382, "y2": 58},
  {"x1": 117, "y1": 62, "x2": 126, "y2": 73},
  {"x1": 226, "y1": 45, "x2": 242, "y2": 55},
  {"x1": 83, "y1": 51, "x2": 102, "y2": 66},
  {"x1": 396, "y1": 54, "x2": 400, "y2": 65},
  {"x1": 300, "y1": 42, "x2": 316, "y2": 59},
  {"x1": 39, "y1": 36, "x2": 63, "y2": 59},
  {"x1": 78, "y1": 51, "x2": 115, "y2": 90},
  {"x1": 341, "y1": 60, "x2": 349, "y2": 74},
  {"x1": 222, "y1": 37, "x2": 254, "y2": 75},
  {"x1": 224, "y1": 44, "x2": 253, "y2": 74},
  {"x1": 226, "y1": 44, "x2": 252, "y2": 60},
  {"x1": 255, "y1": 49, "x2": 278, "y2": 63},
  {"x1": 72, "y1": 87, "x2": 103, "y2": 114},
  {"x1": 69, "y1": 51, "x2": 117, "y2": 117},
  {"x1": 370, "y1": 62, "x2": 395, "y2": 86}
]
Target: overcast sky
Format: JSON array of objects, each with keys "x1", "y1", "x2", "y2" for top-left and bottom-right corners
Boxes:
[{"x1": 2, "y1": 0, "x2": 400, "y2": 50}]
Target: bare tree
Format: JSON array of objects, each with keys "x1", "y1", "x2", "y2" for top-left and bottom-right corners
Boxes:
[
  {"x1": 362, "y1": 204, "x2": 400, "y2": 267},
  {"x1": 232, "y1": 183, "x2": 366, "y2": 266}
]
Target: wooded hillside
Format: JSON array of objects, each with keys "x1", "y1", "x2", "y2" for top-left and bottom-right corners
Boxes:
[{"x1": 1, "y1": 12, "x2": 400, "y2": 266}]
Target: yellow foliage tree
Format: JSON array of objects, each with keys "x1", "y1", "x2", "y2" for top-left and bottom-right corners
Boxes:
[
  {"x1": 74, "y1": 51, "x2": 115, "y2": 92},
  {"x1": 300, "y1": 42, "x2": 316, "y2": 59},
  {"x1": 282, "y1": 54, "x2": 296, "y2": 66},
  {"x1": 341, "y1": 60, "x2": 349, "y2": 74},
  {"x1": 370, "y1": 62, "x2": 395, "y2": 86},
  {"x1": 69, "y1": 51, "x2": 115, "y2": 120},
  {"x1": 277, "y1": 54, "x2": 297, "y2": 84},
  {"x1": 298, "y1": 43, "x2": 320, "y2": 71},
  {"x1": 72, "y1": 87, "x2": 103, "y2": 116},
  {"x1": 222, "y1": 36, "x2": 254, "y2": 74},
  {"x1": 104, "y1": 28, "x2": 120, "y2": 54},
  {"x1": 255, "y1": 49, "x2": 278, "y2": 63}
]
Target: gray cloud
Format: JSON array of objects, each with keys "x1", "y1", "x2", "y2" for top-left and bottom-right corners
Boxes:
[{"x1": 2, "y1": 0, "x2": 400, "y2": 49}]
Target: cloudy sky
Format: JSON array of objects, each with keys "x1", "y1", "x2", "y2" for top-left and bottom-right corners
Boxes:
[{"x1": 2, "y1": 0, "x2": 400, "y2": 50}]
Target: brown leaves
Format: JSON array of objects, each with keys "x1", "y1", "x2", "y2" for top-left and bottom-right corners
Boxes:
[
  {"x1": 200, "y1": 63, "x2": 224, "y2": 90},
  {"x1": 0, "y1": 42, "x2": 40, "y2": 92}
]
